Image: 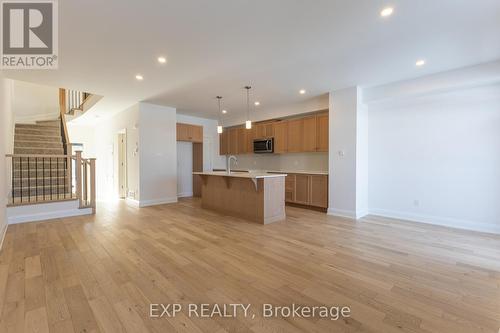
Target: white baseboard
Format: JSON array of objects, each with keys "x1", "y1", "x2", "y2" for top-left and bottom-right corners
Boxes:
[
  {"x1": 369, "y1": 208, "x2": 500, "y2": 235},
  {"x1": 125, "y1": 198, "x2": 140, "y2": 207},
  {"x1": 7, "y1": 200, "x2": 93, "y2": 224},
  {"x1": 177, "y1": 192, "x2": 193, "y2": 198},
  {"x1": 327, "y1": 208, "x2": 356, "y2": 219},
  {"x1": 139, "y1": 197, "x2": 178, "y2": 208}
]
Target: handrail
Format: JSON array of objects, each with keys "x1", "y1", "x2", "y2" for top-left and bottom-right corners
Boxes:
[{"x1": 7, "y1": 153, "x2": 73, "y2": 158}]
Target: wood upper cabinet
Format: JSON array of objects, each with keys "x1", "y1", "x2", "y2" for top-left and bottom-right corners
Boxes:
[
  {"x1": 302, "y1": 116, "x2": 317, "y2": 152},
  {"x1": 237, "y1": 127, "x2": 247, "y2": 154},
  {"x1": 309, "y1": 175, "x2": 328, "y2": 208},
  {"x1": 228, "y1": 128, "x2": 239, "y2": 155},
  {"x1": 246, "y1": 127, "x2": 255, "y2": 153},
  {"x1": 189, "y1": 125, "x2": 203, "y2": 143},
  {"x1": 287, "y1": 118, "x2": 303, "y2": 153},
  {"x1": 316, "y1": 113, "x2": 329, "y2": 152},
  {"x1": 218, "y1": 111, "x2": 329, "y2": 155},
  {"x1": 177, "y1": 123, "x2": 203, "y2": 143},
  {"x1": 273, "y1": 121, "x2": 288, "y2": 154},
  {"x1": 219, "y1": 131, "x2": 229, "y2": 155},
  {"x1": 255, "y1": 122, "x2": 274, "y2": 139}
]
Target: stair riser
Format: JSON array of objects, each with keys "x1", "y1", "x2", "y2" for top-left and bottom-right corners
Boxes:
[
  {"x1": 14, "y1": 134, "x2": 62, "y2": 143},
  {"x1": 35, "y1": 120, "x2": 61, "y2": 126},
  {"x1": 15, "y1": 142, "x2": 63, "y2": 149},
  {"x1": 16, "y1": 124, "x2": 60, "y2": 130},
  {"x1": 15, "y1": 128, "x2": 61, "y2": 136}
]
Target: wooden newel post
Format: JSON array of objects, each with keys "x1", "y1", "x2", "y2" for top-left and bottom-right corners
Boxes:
[
  {"x1": 66, "y1": 151, "x2": 72, "y2": 197},
  {"x1": 90, "y1": 159, "x2": 96, "y2": 214},
  {"x1": 75, "y1": 151, "x2": 82, "y2": 208}
]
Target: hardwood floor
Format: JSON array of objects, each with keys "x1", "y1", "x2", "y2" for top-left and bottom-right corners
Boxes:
[{"x1": 0, "y1": 198, "x2": 499, "y2": 333}]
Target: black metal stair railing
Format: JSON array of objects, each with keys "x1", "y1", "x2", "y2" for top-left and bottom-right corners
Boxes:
[{"x1": 6, "y1": 152, "x2": 96, "y2": 213}]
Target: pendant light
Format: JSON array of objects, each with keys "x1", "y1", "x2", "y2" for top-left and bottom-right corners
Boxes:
[
  {"x1": 244, "y1": 86, "x2": 252, "y2": 129},
  {"x1": 216, "y1": 96, "x2": 223, "y2": 134}
]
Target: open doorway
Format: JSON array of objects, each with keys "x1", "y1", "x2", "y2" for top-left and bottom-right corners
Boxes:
[
  {"x1": 117, "y1": 130, "x2": 127, "y2": 199},
  {"x1": 176, "y1": 142, "x2": 203, "y2": 198}
]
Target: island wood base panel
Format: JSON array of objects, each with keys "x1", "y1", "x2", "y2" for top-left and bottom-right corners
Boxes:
[{"x1": 199, "y1": 175, "x2": 285, "y2": 224}]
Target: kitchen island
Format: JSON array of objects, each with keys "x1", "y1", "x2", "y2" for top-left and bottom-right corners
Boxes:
[{"x1": 193, "y1": 171, "x2": 287, "y2": 224}]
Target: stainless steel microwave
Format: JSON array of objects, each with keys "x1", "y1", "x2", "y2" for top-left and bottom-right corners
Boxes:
[{"x1": 253, "y1": 138, "x2": 274, "y2": 153}]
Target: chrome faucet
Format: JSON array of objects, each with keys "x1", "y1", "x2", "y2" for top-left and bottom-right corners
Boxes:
[{"x1": 227, "y1": 155, "x2": 237, "y2": 174}]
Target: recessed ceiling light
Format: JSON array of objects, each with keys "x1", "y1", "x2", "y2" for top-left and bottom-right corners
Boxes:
[
  {"x1": 157, "y1": 56, "x2": 167, "y2": 64},
  {"x1": 254, "y1": 101, "x2": 260, "y2": 106},
  {"x1": 415, "y1": 59, "x2": 426, "y2": 67},
  {"x1": 299, "y1": 89, "x2": 306, "y2": 94},
  {"x1": 222, "y1": 109, "x2": 227, "y2": 114},
  {"x1": 380, "y1": 7, "x2": 394, "y2": 17},
  {"x1": 135, "y1": 74, "x2": 144, "y2": 81}
]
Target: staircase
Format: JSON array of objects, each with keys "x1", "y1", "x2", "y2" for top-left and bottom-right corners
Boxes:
[
  {"x1": 11, "y1": 119, "x2": 73, "y2": 203},
  {"x1": 6, "y1": 87, "x2": 96, "y2": 214}
]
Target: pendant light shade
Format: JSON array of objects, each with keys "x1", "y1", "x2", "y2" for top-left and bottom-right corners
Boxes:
[
  {"x1": 244, "y1": 86, "x2": 252, "y2": 129},
  {"x1": 216, "y1": 96, "x2": 223, "y2": 134}
]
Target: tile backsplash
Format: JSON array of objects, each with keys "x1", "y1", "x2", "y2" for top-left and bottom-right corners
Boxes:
[{"x1": 229, "y1": 152, "x2": 328, "y2": 172}]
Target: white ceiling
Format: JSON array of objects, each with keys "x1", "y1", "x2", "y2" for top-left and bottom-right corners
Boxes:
[{"x1": 3, "y1": 0, "x2": 500, "y2": 123}]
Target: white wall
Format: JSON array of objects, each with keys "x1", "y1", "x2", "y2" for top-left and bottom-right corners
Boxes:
[
  {"x1": 177, "y1": 142, "x2": 193, "y2": 197},
  {"x1": 12, "y1": 80, "x2": 59, "y2": 123},
  {"x1": 367, "y1": 83, "x2": 500, "y2": 233},
  {"x1": 0, "y1": 78, "x2": 14, "y2": 245},
  {"x1": 328, "y1": 87, "x2": 365, "y2": 218},
  {"x1": 138, "y1": 103, "x2": 177, "y2": 206},
  {"x1": 176, "y1": 113, "x2": 225, "y2": 170},
  {"x1": 66, "y1": 123, "x2": 97, "y2": 158},
  {"x1": 95, "y1": 104, "x2": 140, "y2": 201}
]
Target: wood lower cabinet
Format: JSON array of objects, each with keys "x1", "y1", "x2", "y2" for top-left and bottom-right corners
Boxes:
[
  {"x1": 294, "y1": 174, "x2": 311, "y2": 205},
  {"x1": 284, "y1": 173, "x2": 328, "y2": 209},
  {"x1": 177, "y1": 123, "x2": 203, "y2": 143},
  {"x1": 310, "y1": 175, "x2": 328, "y2": 208}
]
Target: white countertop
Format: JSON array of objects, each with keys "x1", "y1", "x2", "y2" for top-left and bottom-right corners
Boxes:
[
  {"x1": 193, "y1": 171, "x2": 287, "y2": 179},
  {"x1": 212, "y1": 169, "x2": 328, "y2": 176}
]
